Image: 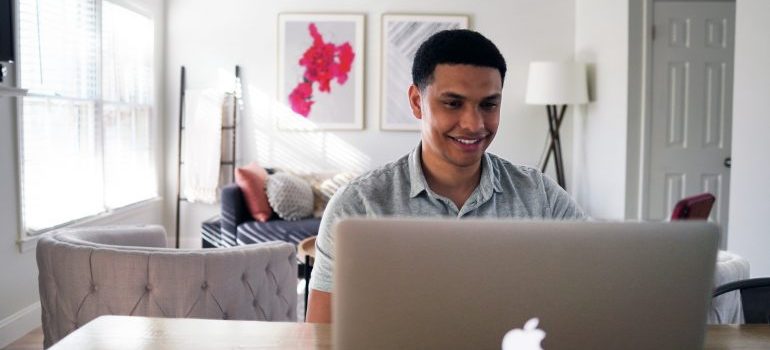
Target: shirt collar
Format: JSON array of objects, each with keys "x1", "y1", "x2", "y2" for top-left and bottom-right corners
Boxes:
[
  {"x1": 480, "y1": 152, "x2": 504, "y2": 198},
  {"x1": 408, "y1": 145, "x2": 428, "y2": 198},
  {"x1": 408, "y1": 143, "x2": 503, "y2": 199}
]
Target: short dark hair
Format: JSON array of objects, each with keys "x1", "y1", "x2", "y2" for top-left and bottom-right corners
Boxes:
[{"x1": 411, "y1": 29, "x2": 507, "y2": 90}]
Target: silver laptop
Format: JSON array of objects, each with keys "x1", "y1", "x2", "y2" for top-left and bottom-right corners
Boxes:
[{"x1": 332, "y1": 218, "x2": 719, "y2": 350}]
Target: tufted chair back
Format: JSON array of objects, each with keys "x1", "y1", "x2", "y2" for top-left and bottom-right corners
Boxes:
[{"x1": 36, "y1": 225, "x2": 297, "y2": 348}]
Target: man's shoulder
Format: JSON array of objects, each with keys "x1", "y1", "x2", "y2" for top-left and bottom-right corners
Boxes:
[
  {"x1": 486, "y1": 153, "x2": 543, "y2": 183},
  {"x1": 321, "y1": 153, "x2": 410, "y2": 219},
  {"x1": 330, "y1": 154, "x2": 410, "y2": 202},
  {"x1": 345, "y1": 153, "x2": 410, "y2": 190}
]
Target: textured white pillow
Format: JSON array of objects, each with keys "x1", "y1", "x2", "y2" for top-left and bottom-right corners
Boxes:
[
  {"x1": 318, "y1": 172, "x2": 358, "y2": 200},
  {"x1": 265, "y1": 173, "x2": 314, "y2": 221}
]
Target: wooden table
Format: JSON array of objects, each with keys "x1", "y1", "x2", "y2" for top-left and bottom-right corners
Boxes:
[
  {"x1": 706, "y1": 325, "x2": 770, "y2": 349},
  {"x1": 50, "y1": 316, "x2": 330, "y2": 350},
  {"x1": 50, "y1": 315, "x2": 770, "y2": 349}
]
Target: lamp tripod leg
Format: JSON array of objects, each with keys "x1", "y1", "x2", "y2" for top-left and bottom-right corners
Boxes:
[{"x1": 543, "y1": 105, "x2": 567, "y2": 190}]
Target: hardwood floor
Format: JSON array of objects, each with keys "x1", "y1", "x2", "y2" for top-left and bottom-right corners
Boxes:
[{"x1": 3, "y1": 327, "x2": 42, "y2": 350}]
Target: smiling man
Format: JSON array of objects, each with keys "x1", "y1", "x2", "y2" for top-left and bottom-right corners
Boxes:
[{"x1": 306, "y1": 30, "x2": 585, "y2": 323}]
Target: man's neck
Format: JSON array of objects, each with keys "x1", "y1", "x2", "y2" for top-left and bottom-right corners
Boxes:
[{"x1": 420, "y1": 148, "x2": 482, "y2": 209}]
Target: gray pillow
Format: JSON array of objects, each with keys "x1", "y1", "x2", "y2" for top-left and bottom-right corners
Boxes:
[{"x1": 265, "y1": 173, "x2": 314, "y2": 221}]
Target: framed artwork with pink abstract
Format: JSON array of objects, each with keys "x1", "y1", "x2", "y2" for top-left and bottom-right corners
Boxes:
[{"x1": 278, "y1": 13, "x2": 365, "y2": 130}]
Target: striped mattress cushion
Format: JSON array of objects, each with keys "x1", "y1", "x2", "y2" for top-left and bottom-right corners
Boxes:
[{"x1": 236, "y1": 218, "x2": 320, "y2": 246}]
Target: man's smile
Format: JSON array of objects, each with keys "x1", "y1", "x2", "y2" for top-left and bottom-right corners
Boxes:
[{"x1": 449, "y1": 136, "x2": 484, "y2": 145}]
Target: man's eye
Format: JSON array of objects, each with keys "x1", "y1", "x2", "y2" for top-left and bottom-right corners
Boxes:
[
  {"x1": 481, "y1": 102, "x2": 498, "y2": 110},
  {"x1": 443, "y1": 100, "x2": 462, "y2": 108}
]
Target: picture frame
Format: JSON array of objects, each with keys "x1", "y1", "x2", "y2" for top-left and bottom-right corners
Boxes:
[
  {"x1": 380, "y1": 14, "x2": 470, "y2": 131},
  {"x1": 277, "y1": 13, "x2": 365, "y2": 130}
]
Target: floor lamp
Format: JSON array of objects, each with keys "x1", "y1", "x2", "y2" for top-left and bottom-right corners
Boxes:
[{"x1": 525, "y1": 61, "x2": 588, "y2": 190}]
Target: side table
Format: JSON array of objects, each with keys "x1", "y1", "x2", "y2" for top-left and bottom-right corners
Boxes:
[{"x1": 298, "y1": 236, "x2": 316, "y2": 318}]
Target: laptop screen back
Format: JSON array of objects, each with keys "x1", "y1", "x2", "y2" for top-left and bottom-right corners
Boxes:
[{"x1": 333, "y1": 219, "x2": 719, "y2": 350}]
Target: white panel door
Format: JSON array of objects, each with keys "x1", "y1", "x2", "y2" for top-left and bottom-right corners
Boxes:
[{"x1": 648, "y1": 2, "x2": 735, "y2": 235}]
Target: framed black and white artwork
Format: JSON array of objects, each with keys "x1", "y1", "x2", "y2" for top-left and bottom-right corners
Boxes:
[{"x1": 380, "y1": 14, "x2": 469, "y2": 131}]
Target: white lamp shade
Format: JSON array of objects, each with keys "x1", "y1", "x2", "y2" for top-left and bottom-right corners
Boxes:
[{"x1": 525, "y1": 61, "x2": 589, "y2": 105}]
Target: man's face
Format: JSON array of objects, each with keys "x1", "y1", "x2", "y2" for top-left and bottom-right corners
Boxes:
[{"x1": 409, "y1": 64, "x2": 502, "y2": 170}]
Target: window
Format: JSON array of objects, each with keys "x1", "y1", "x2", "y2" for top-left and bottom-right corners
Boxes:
[{"x1": 18, "y1": 0, "x2": 156, "y2": 233}]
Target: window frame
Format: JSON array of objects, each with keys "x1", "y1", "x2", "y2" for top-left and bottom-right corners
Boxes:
[{"x1": 13, "y1": 0, "x2": 161, "y2": 249}]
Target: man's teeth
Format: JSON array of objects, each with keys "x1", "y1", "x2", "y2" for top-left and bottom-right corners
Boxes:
[{"x1": 454, "y1": 137, "x2": 480, "y2": 144}]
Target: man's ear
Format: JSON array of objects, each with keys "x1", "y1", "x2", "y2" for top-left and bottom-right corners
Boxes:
[{"x1": 408, "y1": 85, "x2": 423, "y2": 120}]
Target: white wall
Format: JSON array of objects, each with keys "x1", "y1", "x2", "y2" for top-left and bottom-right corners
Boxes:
[
  {"x1": 728, "y1": 0, "x2": 770, "y2": 277},
  {"x1": 164, "y1": 0, "x2": 579, "y2": 246},
  {"x1": 572, "y1": 0, "x2": 629, "y2": 219},
  {"x1": 0, "y1": 0, "x2": 166, "y2": 347},
  {"x1": 0, "y1": 76, "x2": 40, "y2": 347},
  {"x1": 573, "y1": 0, "x2": 770, "y2": 275}
]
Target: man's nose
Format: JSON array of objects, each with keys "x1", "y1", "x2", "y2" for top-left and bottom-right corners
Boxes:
[{"x1": 458, "y1": 106, "x2": 485, "y2": 132}]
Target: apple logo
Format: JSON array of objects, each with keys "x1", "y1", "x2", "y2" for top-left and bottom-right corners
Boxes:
[{"x1": 501, "y1": 317, "x2": 546, "y2": 350}]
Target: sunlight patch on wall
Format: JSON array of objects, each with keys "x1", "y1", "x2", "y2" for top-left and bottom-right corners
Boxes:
[{"x1": 246, "y1": 85, "x2": 371, "y2": 172}]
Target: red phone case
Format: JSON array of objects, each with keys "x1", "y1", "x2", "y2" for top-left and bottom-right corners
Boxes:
[{"x1": 670, "y1": 193, "x2": 716, "y2": 220}]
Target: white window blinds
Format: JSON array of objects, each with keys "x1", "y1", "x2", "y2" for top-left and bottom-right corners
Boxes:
[
  {"x1": 18, "y1": 0, "x2": 98, "y2": 97},
  {"x1": 18, "y1": 0, "x2": 156, "y2": 233},
  {"x1": 101, "y1": 2, "x2": 155, "y2": 209}
]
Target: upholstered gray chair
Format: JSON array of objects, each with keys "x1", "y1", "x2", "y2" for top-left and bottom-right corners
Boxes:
[{"x1": 36, "y1": 225, "x2": 297, "y2": 348}]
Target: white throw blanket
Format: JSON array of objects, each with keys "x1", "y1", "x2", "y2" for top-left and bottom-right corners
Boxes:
[
  {"x1": 183, "y1": 89, "x2": 224, "y2": 204},
  {"x1": 708, "y1": 250, "x2": 750, "y2": 324}
]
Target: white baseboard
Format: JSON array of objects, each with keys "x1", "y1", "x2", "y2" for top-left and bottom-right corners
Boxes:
[{"x1": 0, "y1": 302, "x2": 41, "y2": 349}]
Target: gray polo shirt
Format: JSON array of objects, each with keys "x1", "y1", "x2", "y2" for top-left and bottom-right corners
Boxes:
[{"x1": 309, "y1": 145, "x2": 586, "y2": 292}]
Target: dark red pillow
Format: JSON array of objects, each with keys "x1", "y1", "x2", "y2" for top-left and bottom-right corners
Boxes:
[{"x1": 234, "y1": 162, "x2": 272, "y2": 222}]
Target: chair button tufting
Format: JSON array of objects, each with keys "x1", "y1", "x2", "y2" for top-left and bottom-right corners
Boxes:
[
  {"x1": 252, "y1": 299, "x2": 258, "y2": 308},
  {"x1": 90, "y1": 284, "x2": 97, "y2": 292},
  {"x1": 222, "y1": 312, "x2": 228, "y2": 320},
  {"x1": 145, "y1": 284, "x2": 153, "y2": 291},
  {"x1": 201, "y1": 282, "x2": 208, "y2": 290},
  {"x1": 242, "y1": 273, "x2": 247, "y2": 281}
]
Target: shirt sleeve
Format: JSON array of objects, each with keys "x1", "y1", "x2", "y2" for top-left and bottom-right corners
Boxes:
[
  {"x1": 308, "y1": 184, "x2": 364, "y2": 292},
  {"x1": 541, "y1": 174, "x2": 588, "y2": 220}
]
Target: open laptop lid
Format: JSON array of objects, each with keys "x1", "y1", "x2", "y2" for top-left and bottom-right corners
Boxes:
[{"x1": 333, "y1": 219, "x2": 719, "y2": 350}]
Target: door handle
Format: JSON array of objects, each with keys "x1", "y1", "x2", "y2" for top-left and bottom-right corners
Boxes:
[{"x1": 724, "y1": 157, "x2": 731, "y2": 168}]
